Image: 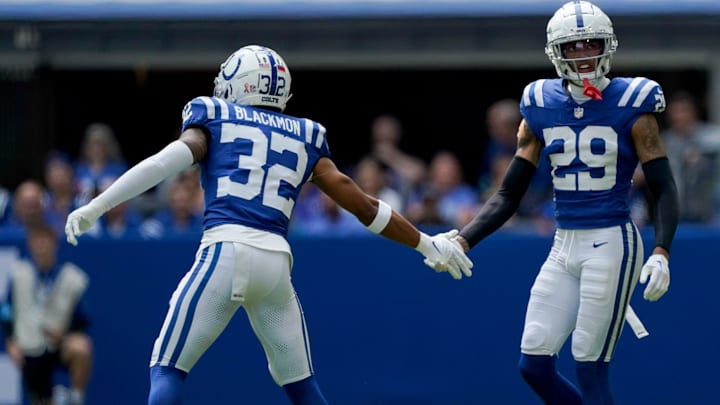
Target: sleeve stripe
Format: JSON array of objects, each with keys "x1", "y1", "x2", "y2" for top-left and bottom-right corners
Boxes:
[
  {"x1": 314, "y1": 123, "x2": 326, "y2": 148},
  {"x1": 534, "y1": 79, "x2": 545, "y2": 108},
  {"x1": 216, "y1": 98, "x2": 230, "y2": 119},
  {"x1": 199, "y1": 96, "x2": 215, "y2": 119},
  {"x1": 522, "y1": 83, "x2": 532, "y2": 107},
  {"x1": 633, "y1": 80, "x2": 658, "y2": 108},
  {"x1": 617, "y1": 77, "x2": 644, "y2": 107},
  {"x1": 304, "y1": 119, "x2": 314, "y2": 144}
]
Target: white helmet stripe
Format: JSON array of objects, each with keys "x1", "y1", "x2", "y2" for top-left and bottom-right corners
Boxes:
[{"x1": 573, "y1": 0, "x2": 585, "y2": 28}]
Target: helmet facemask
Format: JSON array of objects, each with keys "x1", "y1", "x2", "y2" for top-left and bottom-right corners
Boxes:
[{"x1": 545, "y1": 1, "x2": 618, "y2": 85}]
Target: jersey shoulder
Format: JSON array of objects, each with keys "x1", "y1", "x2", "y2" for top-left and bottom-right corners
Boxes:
[
  {"x1": 606, "y1": 77, "x2": 666, "y2": 113},
  {"x1": 299, "y1": 116, "x2": 331, "y2": 156},
  {"x1": 520, "y1": 78, "x2": 565, "y2": 109},
  {"x1": 181, "y1": 96, "x2": 226, "y2": 129}
]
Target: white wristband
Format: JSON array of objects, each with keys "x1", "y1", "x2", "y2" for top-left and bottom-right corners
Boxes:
[
  {"x1": 414, "y1": 232, "x2": 434, "y2": 256},
  {"x1": 366, "y1": 200, "x2": 392, "y2": 234}
]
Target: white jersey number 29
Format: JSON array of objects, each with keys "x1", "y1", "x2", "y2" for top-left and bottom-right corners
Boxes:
[
  {"x1": 217, "y1": 122, "x2": 308, "y2": 218},
  {"x1": 543, "y1": 125, "x2": 618, "y2": 191}
]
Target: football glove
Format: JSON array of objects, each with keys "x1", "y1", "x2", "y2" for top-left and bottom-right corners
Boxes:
[
  {"x1": 416, "y1": 230, "x2": 473, "y2": 280},
  {"x1": 639, "y1": 254, "x2": 670, "y2": 302},
  {"x1": 64, "y1": 202, "x2": 104, "y2": 246}
]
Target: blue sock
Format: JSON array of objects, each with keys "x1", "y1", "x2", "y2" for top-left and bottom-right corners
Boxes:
[
  {"x1": 282, "y1": 376, "x2": 328, "y2": 405},
  {"x1": 148, "y1": 365, "x2": 188, "y2": 405},
  {"x1": 518, "y1": 353, "x2": 582, "y2": 405},
  {"x1": 576, "y1": 361, "x2": 613, "y2": 405}
]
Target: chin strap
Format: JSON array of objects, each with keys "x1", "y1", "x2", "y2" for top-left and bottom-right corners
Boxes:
[{"x1": 582, "y1": 78, "x2": 603, "y2": 101}]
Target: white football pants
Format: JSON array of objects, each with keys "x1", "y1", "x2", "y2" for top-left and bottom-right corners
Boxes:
[
  {"x1": 149, "y1": 241, "x2": 313, "y2": 386},
  {"x1": 520, "y1": 221, "x2": 643, "y2": 362}
]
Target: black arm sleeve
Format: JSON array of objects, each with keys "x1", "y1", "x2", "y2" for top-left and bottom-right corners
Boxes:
[
  {"x1": 642, "y1": 157, "x2": 679, "y2": 252},
  {"x1": 459, "y1": 156, "x2": 536, "y2": 249}
]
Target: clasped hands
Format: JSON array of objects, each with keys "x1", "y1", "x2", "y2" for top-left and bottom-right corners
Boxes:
[{"x1": 420, "y1": 230, "x2": 473, "y2": 280}]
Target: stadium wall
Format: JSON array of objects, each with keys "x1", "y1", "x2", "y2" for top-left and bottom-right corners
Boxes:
[{"x1": 0, "y1": 227, "x2": 717, "y2": 404}]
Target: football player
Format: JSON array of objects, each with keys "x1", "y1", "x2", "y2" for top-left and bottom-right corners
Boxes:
[
  {"x1": 439, "y1": 1, "x2": 679, "y2": 403},
  {"x1": 64, "y1": 45, "x2": 472, "y2": 404}
]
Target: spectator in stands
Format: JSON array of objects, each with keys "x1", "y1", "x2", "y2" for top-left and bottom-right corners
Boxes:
[
  {"x1": 140, "y1": 177, "x2": 203, "y2": 239},
  {"x1": 79, "y1": 178, "x2": 143, "y2": 240},
  {"x1": 153, "y1": 165, "x2": 205, "y2": 218},
  {"x1": 370, "y1": 114, "x2": 427, "y2": 201},
  {"x1": 43, "y1": 151, "x2": 81, "y2": 237},
  {"x1": 479, "y1": 99, "x2": 554, "y2": 231},
  {"x1": 287, "y1": 183, "x2": 322, "y2": 235},
  {"x1": 1, "y1": 224, "x2": 93, "y2": 405},
  {"x1": 290, "y1": 157, "x2": 402, "y2": 237},
  {"x1": 353, "y1": 155, "x2": 404, "y2": 213},
  {"x1": 74, "y1": 122, "x2": 128, "y2": 206},
  {"x1": 477, "y1": 99, "x2": 522, "y2": 195},
  {"x1": 3, "y1": 180, "x2": 50, "y2": 236},
  {"x1": 660, "y1": 91, "x2": 720, "y2": 223},
  {"x1": 291, "y1": 191, "x2": 368, "y2": 237},
  {"x1": 0, "y1": 184, "x2": 12, "y2": 226},
  {"x1": 178, "y1": 165, "x2": 204, "y2": 216},
  {"x1": 289, "y1": 183, "x2": 369, "y2": 237},
  {"x1": 405, "y1": 150, "x2": 480, "y2": 229}
]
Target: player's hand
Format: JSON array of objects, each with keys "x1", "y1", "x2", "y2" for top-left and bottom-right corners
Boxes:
[
  {"x1": 419, "y1": 230, "x2": 473, "y2": 280},
  {"x1": 639, "y1": 254, "x2": 670, "y2": 301},
  {"x1": 64, "y1": 203, "x2": 103, "y2": 246}
]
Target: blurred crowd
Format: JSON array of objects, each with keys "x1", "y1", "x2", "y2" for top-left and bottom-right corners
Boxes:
[
  {"x1": 2, "y1": 90, "x2": 720, "y2": 242},
  {"x1": 0, "y1": 122, "x2": 204, "y2": 242}
]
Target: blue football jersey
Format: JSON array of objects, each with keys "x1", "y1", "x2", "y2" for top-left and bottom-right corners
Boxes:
[
  {"x1": 181, "y1": 96, "x2": 331, "y2": 236},
  {"x1": 520, "y1": 77, "x2": 666, "y2": 229}
]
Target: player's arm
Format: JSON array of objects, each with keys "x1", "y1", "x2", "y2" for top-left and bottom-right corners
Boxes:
[
  {"x1": 64, "y1": 128, "x2": 205, "y2": 246},
  {"x1": 311, "y1": 157, "x2": 422, "y2": 247},
  {"x1": 179, "y1": 127, "x2": 209, "y2": 163},
  {"x1": 632, "y1": 113, "x2": 678, "y2": 301},
  {"x1": 632, "y1": 113, "x2": 679, "y2": 259},
  {"x1": 310, "y1": 157, "x2": 472, "y2": 279},
  {"x1": 456, "y1": 119, "x2": 543, "y2": 251}
]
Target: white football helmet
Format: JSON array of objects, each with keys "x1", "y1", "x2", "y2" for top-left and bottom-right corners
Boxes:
[
  {"x1": 213, "y1": 45, "x2": 292, "y2": 111},
  {"x1": 545, "y1": 1, "x2": 618, "y2": 83}
]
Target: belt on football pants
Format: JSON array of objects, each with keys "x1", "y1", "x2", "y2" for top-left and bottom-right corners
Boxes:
[{"x1": 626, "y1": 305, "x2": 649, "y2": 339}]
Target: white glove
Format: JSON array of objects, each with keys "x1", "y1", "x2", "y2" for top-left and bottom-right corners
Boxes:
[
  {"x1": 639, "y1": 254, "x2": 670, "y2": 302},
  {"x1": 64, "y1": 202, "x2": 105, "y2": 246},
  {"x1": 416, "y1": 230, "x2": 473, "y2": 280}
]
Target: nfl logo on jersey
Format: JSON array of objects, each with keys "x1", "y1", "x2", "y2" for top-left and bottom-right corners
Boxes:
[{"x1": 573, "y1": 106, "x2": 584, "y2": 119}]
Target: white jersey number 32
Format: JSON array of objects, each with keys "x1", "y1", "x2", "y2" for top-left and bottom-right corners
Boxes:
[{"x1": 217, "y1": 122, "x2": 308, "y2": 218}]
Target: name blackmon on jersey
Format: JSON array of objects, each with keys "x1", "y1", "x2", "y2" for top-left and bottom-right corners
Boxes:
[{"x1": 186, "y1": 96, "x2": 303, "y2": 137}]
